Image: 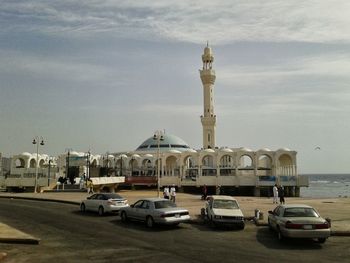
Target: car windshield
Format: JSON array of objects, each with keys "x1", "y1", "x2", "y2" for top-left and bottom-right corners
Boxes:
[
  {"x1": 283, "y1": 208, "x2": 319, "y2": 217},
  {"x1": 154, "y1": 200, "x2": 177, "y2": 209},
  {"x1": 213, "y1": 200, "x2": 239, "y2": 209},
  {"x1": 103, "y1": 193, "x2": 123, "y2": 199}
]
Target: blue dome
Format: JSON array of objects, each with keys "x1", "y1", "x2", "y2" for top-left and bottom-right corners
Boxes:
[{"x1": 136, "y1": 134, "x2": 191, "y2": 152}]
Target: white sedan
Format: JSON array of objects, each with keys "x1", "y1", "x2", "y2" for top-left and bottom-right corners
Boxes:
[
  {"x1": 80, "y1": 193, "x2": 129, "y2": 216},
  {"x1": 268, "y1": 204, "x2": 331, "y2": 243},
  {"x1": 119, "y1": 198, "x2": 190, "y2": 228},
  {"x1": 203, "y1": 195, "x2": 245, "y2": 229}
]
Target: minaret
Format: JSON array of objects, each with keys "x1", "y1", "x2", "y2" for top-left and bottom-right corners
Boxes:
[{"x1": 200, "y1": 43, "x2": 216, "y2": 149}]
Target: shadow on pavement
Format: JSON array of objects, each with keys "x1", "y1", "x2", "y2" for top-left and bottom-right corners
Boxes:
[{"x1": 256, "y1": 227, "x2": 324, "y2": 250}]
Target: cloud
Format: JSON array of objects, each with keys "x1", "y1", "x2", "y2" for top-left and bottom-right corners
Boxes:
[{"x1": 1, "y1": 1, "x2": 350, "y2": 44}]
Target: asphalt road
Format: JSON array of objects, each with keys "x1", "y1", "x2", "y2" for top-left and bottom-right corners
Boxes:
[{"x1": 0, "y1": 199, "x2": 349, "y2": 263}]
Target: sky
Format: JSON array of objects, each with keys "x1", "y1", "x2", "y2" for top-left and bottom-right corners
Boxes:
[{"x1": 0, "y1": 0, "x2": 350, "y2": 174}]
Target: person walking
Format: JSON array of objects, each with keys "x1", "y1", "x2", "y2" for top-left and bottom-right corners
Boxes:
[
  {"x1": 273, "y1": 184, "x2": 279, "y2": 204},
  {"x1": 279, "y1": 186, "x2": 285, "y2": 204},
  {"x1": 87, "y1": 178, "x2": 94, "y2": 194},
  {"x1": 163, "y1": 185, "x2": 170, "y2": 199},
  {"x1": 202, "y1": 184, "x2": 208, "y2": 200},
  {"x1": 170, "y1": 184, "x2": 176, "y2": 203}
]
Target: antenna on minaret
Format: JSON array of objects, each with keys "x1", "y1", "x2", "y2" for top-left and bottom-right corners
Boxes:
[{"x1": 206, "y1": 41, "x2": 209, "y2": 47}]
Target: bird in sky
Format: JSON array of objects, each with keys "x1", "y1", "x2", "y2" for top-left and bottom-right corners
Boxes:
[{"x1": 314, "y1": 147, "x2": 321, "y2": 150}]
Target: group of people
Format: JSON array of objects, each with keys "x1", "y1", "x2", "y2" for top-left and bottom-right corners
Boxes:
[
  {"x1": 272, "y1": 184, "x2": 285, "y2": 204},
  {"x1": 163, "y1": 185, "x2": 177, "y2": 202}
]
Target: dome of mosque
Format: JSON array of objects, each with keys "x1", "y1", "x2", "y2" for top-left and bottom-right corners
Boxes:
[{"x1": 136, "y1": 134, "x2": 191, "y2": 152}]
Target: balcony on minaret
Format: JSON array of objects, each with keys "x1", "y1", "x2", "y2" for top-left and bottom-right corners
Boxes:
[{"x1": 200, "y1": 70, "x2": 216, "y2": 85}]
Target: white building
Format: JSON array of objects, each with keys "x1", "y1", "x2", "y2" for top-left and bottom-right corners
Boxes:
[{"x1": 3, "y1": 45, "x2": 307, "y2": 196}]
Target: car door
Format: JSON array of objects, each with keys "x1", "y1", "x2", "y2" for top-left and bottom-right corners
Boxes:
[
  {"x1": 91, "y1": 194, "x2": 103, "y2": 212},
  {"x1": 269, "y1": 206, "x2": 282, "y2": 229},
  {"x1": 129, "y1": 200, "x2": 144, "y2": 219},
  {"x1": 139, "y1": 200, "x2": 152, "y2": 221},
  {"x1": 85, "y1": 194, "x2": 97, "y2": 211}
]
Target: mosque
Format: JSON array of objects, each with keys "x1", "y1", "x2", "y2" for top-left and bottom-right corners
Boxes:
[{"x1": 1, "y1": 45, "x2": 308, "y2": 196}]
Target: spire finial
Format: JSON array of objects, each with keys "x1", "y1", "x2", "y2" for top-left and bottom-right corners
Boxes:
[{"x1": 206, "y1": 41, "x2": 209, "y2": 47}]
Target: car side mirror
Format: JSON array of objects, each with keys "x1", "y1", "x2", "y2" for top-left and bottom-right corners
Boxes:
[
  {"x1": 87, "y1": 197, "x2": 91, "y2": 200},
  {"x1": 268, "y1": 210, "x2": 273, "y2": 215},
  {"x1": 130, "y1": 204, "x2": 134, "y2": 208}
]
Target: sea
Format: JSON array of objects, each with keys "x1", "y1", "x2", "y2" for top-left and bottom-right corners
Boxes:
[{"x1": 300, "y1": 174, "x2": 350, "y2": 198}]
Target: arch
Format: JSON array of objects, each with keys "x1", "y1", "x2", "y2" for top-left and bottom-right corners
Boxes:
[
  {"x1": 90, "y1": 159, "x2": 98, "y2": 167},
  {"x1": 219, "y1": 154, "x2": 233, "y2": 168},
  {"x1": 29, "y1": 159, "x2": 36, "y2": 168},
  {"x1": 15, "y1": 158, "x2": 25, "y2": 168},
  {"x1": 238, "y1": 155, "x2": 253, "y2": 170},
  {"x1": 202, "y1": 155, "x2": 214, "y2": 168},
  {"x1": 279, "y1": 154, "x2": 293, "y2": 166},
  {"x1": 165, "y1": 155, "x2": 178, "y2": 176},
  {"x1": 183, "y1": 155, "x2": 196, "y2": 168},
  {"x1": 258, "y1": 154, "x2": 272, "y2": 170},
  {"x1": 39, "y1": 159, "x2": 45, "y2": 168}
]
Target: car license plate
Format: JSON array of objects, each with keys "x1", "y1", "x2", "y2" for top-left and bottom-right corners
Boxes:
[
  {"x1": 175, "y1": 214, "x2": 180, "y2": 218},
  {"x1": 303, "y1": 225, "x2": 313, "y2": 230}
]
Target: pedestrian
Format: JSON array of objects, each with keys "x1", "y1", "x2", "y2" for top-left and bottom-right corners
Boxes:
[
  {"x1": 279, "y1": 186, "x2": 285, "y2": 204},
  {"x1": 163, "y1": 185, "x2": 170, "y2": 199},
  {"x1": 79, "y1": 173, "x2": 85, "y2": 189},
  {"x1": 273, "y1": 184, "x2": 278, "y2": 204},
  {"x1": 202, "y1": 184, "x2": 208, "y2": 200},
  {"x1": 216, "y1": 185, "x2": 221, "y2": 195},
  {"x1": 87, "y1": 178, "x2": 94, "y2": 194},
  {"x1": 170, "y1": 184, "x2": 176, "y2": 203}
]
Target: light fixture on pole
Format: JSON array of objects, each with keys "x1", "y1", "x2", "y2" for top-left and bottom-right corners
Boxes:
[
  {"x1": 153, "y1": 130, "x2": 164, "y2": 198},
  {"x1": 32, "y1": 136, "x2": 45, "y2": 193}
]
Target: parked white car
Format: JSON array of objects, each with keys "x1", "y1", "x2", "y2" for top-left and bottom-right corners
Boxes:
[
  {"x1": 268, "y1": 204, "x2": 331, "y2": 243},
  {"x1": 80, "y1": 193, "x2": 129, "y2": 216},
  {"x1": 203, "y1": 195, "x2": 245, "y2": 229},
  {"x1": 119, "y1": 198, "x2": 190, "y2": 228}
]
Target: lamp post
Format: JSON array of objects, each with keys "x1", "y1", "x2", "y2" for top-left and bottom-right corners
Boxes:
[
  {"x1": 65, "y1": 148, "x2": 73, "y2": 184},
  {"x1": 119, "y1": 154, "x2": 127, "y2": 176},
  {"x1": 86, "y1": 151, "x2": 91, "y2": 179},
  {"x1": 32, "y1": 136, "x2": 45, "y2": 193},
  {"x1": 153, "y1": 130, "x2": 164, "y2": 198},
  {"x1": 48, "y1": 158, "x2": 52, "y2": 187}
]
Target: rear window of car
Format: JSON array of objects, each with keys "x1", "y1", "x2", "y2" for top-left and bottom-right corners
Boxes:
[
  {"x1": 154, "y1": 200, "x2": 176, "y2": 209},
  {"x1": 283, "y1": 208, "x2": 319, "y2": 217},
  {"x1": 103, "y1": 193, "x2": 123, "y2": 199},
  {"x1": 213, "y1": 200, "x2": 239, "y2": 209}
]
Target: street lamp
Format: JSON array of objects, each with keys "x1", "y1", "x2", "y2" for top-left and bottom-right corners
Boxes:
[
  {"x1": 32, "y1": 136, "x2": 45, "y2": 193},
  {"x1": 48, "y1": 158, "x2": 52, "y2": 187},
  {"x1": 153, "y1": 130, "x2": 164, "y2": 198},
  {"x1": 119, "y1": 154, "x2": 127, "y2": 176},
  {"x1": 86, "y1": 151, "x2": 91, "y2": 179},
  {"x1": 65, "y1": 148, "x2": 73, "y2": 184}
]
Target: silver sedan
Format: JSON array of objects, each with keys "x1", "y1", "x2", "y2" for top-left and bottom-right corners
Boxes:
[
  {"x1": 80, "y1": 193, "x2": 129, "y2": 216},
  {"x1": 268, "y1": 204, "x2": 331, "y2": 243},
  {"x1": 119, "y1": 198, "x2": 190, "y2": 228}
]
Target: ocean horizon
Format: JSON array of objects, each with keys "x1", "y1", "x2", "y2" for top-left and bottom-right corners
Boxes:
[{"x1": 300, "y1": 174, "x2": 350, "y2": 198}]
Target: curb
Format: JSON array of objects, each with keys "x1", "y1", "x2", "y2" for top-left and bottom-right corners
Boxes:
[
  {"x1": 0, "y1": 196, "x2": 79, "y2": 206},
  {"x1": 0, "y1": 238, "x2": 40, "y2": 245}
]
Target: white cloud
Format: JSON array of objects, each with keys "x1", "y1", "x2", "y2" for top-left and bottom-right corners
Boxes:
[{"x1": 1, "y1": 1, "x2": 350, "y2": 43}]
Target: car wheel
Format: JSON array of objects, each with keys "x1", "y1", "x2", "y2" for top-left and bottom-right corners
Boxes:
[
  {"x1": 120, "y1": 211, "x2": 128, "y2": 223},
  {"x1": 317, "y1": 238, "x2": 326, "y2": 244},
  {"x1": 80, "y1": 203, "x2": 86, "y2": 213},
  {"x1": 146, "y1": 216, "x2": 154, "y2": 228},
  {"x1": 98, "y1": 206, "x2": 104, "y2": 216}
]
